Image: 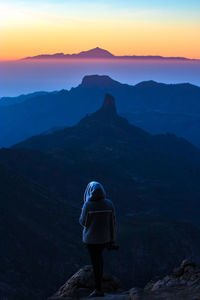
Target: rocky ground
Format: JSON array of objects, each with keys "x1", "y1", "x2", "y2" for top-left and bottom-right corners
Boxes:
[
  {"x1": 135, "y1": 259, "x2": 200, "y2": 300},
  {"x1": 48, "y1": 260, "x2": 200, "y2": 300},
  {"x1": 48, "y1": 265, "x2": 126, "y2": 299}
]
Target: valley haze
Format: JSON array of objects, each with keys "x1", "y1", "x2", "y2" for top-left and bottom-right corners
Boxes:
[{"x1": 1, "y1": 48, "x2": 200, "y2": 98}]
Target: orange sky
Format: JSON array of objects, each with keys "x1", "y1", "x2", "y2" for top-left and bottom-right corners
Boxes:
[{"x1": 1, "y1": 1, "x2": 200, "y2": 60}]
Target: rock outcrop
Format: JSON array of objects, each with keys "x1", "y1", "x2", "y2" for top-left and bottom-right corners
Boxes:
[
  {"x1": 48, "y1": 265, "x2": 124, "y2": 299},
  {"x1": 49, "y1": 260, "x2": 200, "y2": 300},
  {"x1": 129, "y1": 259, "x2": 200, "y2": 300}
]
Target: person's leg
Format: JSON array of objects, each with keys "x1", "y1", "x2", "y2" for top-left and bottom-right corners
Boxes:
[
  {"x1": 99, "y1": 244, "x2": 105, "y2": 289},
  {"x1": 86, "y1": 243, "x2": 105, "y2": 291},
  {"x1": 95, "y1": 244, "x2": 105, "y2": 290}
]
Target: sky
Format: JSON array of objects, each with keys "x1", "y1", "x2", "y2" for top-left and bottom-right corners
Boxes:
[{"x1": 1, "y1": 0, "x2": 200, "y2": 60}]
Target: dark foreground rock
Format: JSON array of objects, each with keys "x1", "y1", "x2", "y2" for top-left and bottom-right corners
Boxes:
[
  {"x1": 48, "y1": 265, "x2": 124, "y2": 299},
  {"x1": 48, "y1": 257, "x2": 200, "y2": 300},
  {"x1": 49, "y1": 260, "x2": 200, "y2": 300},
  {"x1": 129, "y1": 259, "x2": 200, "y2": 300}
]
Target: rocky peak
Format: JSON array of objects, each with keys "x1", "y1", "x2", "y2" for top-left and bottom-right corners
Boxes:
[
  {"x1": 78, "y1": 93, "x2": 118, "y2": 126},
  {"x1": 75, "y1": 93, "x2": 149, "y2": 139},
  {"x1": 101, "y1": 94, "x2": 117, "y2": 115}
]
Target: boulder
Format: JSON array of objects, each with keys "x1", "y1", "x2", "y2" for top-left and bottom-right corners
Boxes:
[
  {"x1": 136, "y1": 260, "x2": 200, "y2": 300},
  {"x1": 129, "y1": 287, "x2": 143, "y2": 300},
  {"x1": 150, "y1": 259, "x2": 200, "y2": 292},
  {"x1": 48, "y1": 265, "x2": 123, "y2": 299}
]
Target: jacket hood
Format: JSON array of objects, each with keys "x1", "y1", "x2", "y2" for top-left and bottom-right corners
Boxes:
[{"x1": 84, "y1": 181, "x2": 106, "y2": 202}]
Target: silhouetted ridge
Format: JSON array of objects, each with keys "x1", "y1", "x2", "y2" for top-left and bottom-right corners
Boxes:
[
  {"x1": 14, "y1": 94, "x2": 150, "y2": 150},
  {"x1": 81, "y1": 93, "x2": 119, "y2": 123},
  {"x1": 135, "y1": 80, "x2": 165, "y2": 88},
  {"x1": 78, "y1": 47, "x2": 114, "y2": 58},
  {"x1": 71, "y1": 94, "x2": 150, "y2": 142},
  {"x1": 78, "y1": 93, "x2": 121, "y2": 124},
  {"x1": 23, "y1": 47, "x2": 196, "y2": 60},
  {"x1": 80, "y1": 75, "x2": 123, "y2": 89}
]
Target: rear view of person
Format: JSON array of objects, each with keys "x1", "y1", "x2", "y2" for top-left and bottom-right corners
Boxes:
[{"x1": 79, "y1": 181, "x2": 117, "y2": 297}]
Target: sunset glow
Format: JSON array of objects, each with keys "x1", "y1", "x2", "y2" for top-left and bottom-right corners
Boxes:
[{"x1": 1, "y1": 0, "x2": 200, "y2": 60}]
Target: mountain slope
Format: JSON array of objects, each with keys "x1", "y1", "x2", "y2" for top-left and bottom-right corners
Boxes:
[
  {"x1": 2, "y1": 95, "x2": 200, "y2": 298},
  {"x1": 2, "y1": 162, "x2": 200, "y2": 298},
  {"x1": 0, "y1": 162, "x2": 84, "y2": 299},
  {"x1": 0, "y1": 75, "x2": 200, "y2": 148},
  {"x1": 0, "y1": 91, "x2": 50, "y2": 106},
  {"x1": 14, "y1": 93, "x2": 200, "y2": 161},
  {"x1": 1, "y1": 94, "x2": 199, "y2": 221}
]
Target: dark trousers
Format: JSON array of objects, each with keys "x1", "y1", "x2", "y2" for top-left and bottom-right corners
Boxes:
[{"x1": 86, "y1": 243, "x2": 106, "y2": 290}]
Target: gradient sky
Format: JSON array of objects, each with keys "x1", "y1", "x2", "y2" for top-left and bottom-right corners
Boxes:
[{"x1": 1, "y1": 0, "x2": 200, "y2": 60}]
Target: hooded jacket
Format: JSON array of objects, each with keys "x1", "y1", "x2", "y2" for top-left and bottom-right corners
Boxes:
[{"x1": 79, "y1": 181, "x2": 116, "y2": 244}]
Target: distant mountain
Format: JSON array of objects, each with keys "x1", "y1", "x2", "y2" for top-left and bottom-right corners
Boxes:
[
  {"x1": 0, "y1": 91, "x2": 51, "y2": 106},
  {"x1": 24, "y1": 47, "x2": 114, "y2": 60},
  {"x1": 23, "y1": 47, "x2": 197, "y2": 61},
  {"x1": 0, "y1": 75, "x2": 200, "y2": 148},
  {"x1": 2, "y1": 95, "x2": 200, "y2": 298}
]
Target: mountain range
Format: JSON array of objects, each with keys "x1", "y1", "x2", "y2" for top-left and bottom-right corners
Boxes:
[
  {"x1": 0, "y1": 75, "x2": 200, "y2": 148},
  {"x1": 1, "y1": 94, "x2": 200, "y2": 298},
  {"x1": 23, "y1": 47, "x2": 197, "y2": 61},
  {"x1": 6, "y1": 94, "x2": 200, "y2": 220}
]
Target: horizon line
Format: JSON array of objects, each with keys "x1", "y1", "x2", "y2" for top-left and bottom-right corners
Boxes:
[{"x1": 1, "y1": 47, "x2": 200, "y2": 61}]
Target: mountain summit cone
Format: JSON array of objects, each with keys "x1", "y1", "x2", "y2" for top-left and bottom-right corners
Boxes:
[
  {"x1": 77, "y1": 93, "x2": 119, "y2": 126},
  {"x1": 98, "y1": 93, "x2": 117, "y2": 115},
  {"x1": 77, "y1": 93, "x2": 136, "y2": 129},
  {"x1": 14, "y1": 94, "x2": 150, "y2": 151}
]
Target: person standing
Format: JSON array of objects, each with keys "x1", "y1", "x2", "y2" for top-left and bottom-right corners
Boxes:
[{"x1": 79, "y1": 181, "x2": 117, "y2": 297}]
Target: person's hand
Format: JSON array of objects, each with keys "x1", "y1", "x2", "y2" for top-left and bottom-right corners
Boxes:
[{"x1": 105, "y1": 241, "x2": 114, "y2": 249}]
